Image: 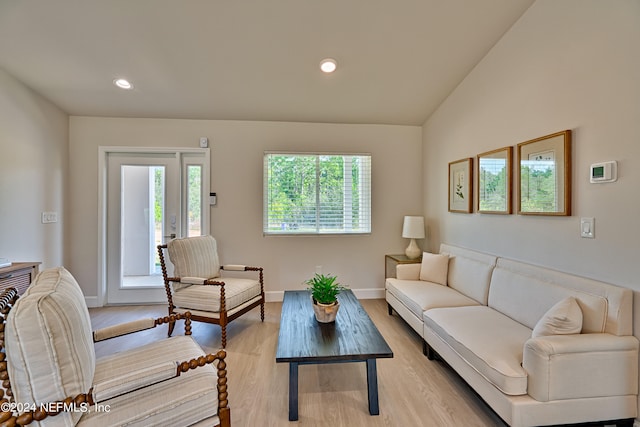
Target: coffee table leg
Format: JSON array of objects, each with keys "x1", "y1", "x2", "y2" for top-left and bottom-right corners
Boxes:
[
  {"x1": 366, "y1": 359, "x2": 379, "y2": 415},
  {"x1": 289, "y1": 362, "x2": 299, "y2": 421}
]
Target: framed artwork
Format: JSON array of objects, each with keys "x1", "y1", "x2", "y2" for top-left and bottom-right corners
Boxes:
[
  {"x1": 517, "y1": 130, "x2": 572, "y2": 216},
  {"x1": 477, "y1": 146, "x2": 513, "y2": 214},
  {"x1": 448, "y1": 158, "x2": 473, "y2": 213}
]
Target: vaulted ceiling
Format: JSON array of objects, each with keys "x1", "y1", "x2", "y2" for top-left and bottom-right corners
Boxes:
[{"x1": 0, "y1": 0, "x2": 534, "y2": 125}]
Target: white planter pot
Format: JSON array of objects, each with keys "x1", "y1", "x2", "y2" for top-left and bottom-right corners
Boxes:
[{"x1": 312, "y1": 299, "x2": 340, "y2": 323}]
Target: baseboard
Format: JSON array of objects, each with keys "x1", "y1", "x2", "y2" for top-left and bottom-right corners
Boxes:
[
  {"x1": 89, "y1": 289, "x2": 385, "y2": 305},
  {"x1": 85, "y1": 296, "x2": 100, "y2": 308},
  {"x1": 265, "y1": 288, "x2": 384, "y2": 303}
]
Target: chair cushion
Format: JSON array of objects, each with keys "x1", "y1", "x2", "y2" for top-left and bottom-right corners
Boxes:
[
  {"x1": 5, "y1": 267, "x2": 96, "y2": 426},
  {"x1": 168, "y1": 235, "x2": 221, "y2": 280},
  {"x1": 78, "y1": 336, "x2": 219, "y2": 427},
  {"x1": 173, "y1": 277, "x2": 261, "y2": 312}
]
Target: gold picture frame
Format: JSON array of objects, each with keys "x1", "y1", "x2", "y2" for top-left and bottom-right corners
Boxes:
[
  {"x1": 448, "y1": 158, "x2": 473, "y2": 213},
  {"x1": 477, "y1": 146, "x2": 513, "y2": 214},
  {"x1": 517, "y1": 130, "x2": 572, "y2": 216}
]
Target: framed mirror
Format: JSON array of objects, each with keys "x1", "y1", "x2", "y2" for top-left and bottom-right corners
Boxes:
[
  {"x1": 517, "y1": 130, "x2": 572, "y2": 216},
  {"x1": 477, "y1": 146, "x2": 513, "y2": 214}
]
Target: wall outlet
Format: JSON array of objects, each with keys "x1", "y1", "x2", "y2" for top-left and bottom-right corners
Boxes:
[
  {"x1": 42, "y1": 212, "x2": 58, "y2": 223},
  {"x1": 315, "y1": 265, "x2": 323, "y2": 275}
]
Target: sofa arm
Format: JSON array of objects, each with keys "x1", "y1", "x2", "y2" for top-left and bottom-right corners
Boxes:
[
  {"x1": 396, "y1": 263, "x2": 421, "y2": 280},
  {"x1": 523, "y1": 333, "x2": 639, "y2": 402}
]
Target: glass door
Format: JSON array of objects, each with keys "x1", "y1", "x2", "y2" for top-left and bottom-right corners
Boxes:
[{"x1": 105, "y1": 150, "x2": 208, "y2": 304}]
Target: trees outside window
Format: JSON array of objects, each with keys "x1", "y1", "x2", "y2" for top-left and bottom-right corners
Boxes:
[{"x1": 264, "y1": 153, "x2": 371, "y2": 234}]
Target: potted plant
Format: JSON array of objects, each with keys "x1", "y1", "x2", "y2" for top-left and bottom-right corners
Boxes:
[{"x1": 304, "y1": 273, "x2": 348, "y2": 323}]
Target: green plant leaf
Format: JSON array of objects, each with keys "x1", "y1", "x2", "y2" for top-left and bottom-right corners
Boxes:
[{"x1": 304, "y1": 273, "x2": 348, "y2": 304}]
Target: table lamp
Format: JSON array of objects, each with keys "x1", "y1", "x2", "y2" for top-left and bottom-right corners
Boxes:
[{"x1": 402, "y1": 216, "x2": 425, "y2": 259}]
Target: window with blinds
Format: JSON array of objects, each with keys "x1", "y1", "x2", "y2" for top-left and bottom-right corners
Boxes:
[{"x1": 264, "y1": 152, "x2": 371, "y2": 235}]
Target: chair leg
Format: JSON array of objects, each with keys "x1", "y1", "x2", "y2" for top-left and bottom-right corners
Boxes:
[
  {"x1": 167, "y1": 320, "x2": 175, "y2": 337},
  {"x1": 260, "y1": 301, "x2": 265, "y2": 322},
  {"x1": 220, "y1": 323, "x2": 227, "y2": 349}
]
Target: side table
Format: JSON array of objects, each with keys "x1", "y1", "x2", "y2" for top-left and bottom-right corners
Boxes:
[
  {"x1": 385, "y1": 254, "x2": 421, "y2": 279},
  {"x1": 0, "y1": 262, "x2": 41, "y2": 295}
]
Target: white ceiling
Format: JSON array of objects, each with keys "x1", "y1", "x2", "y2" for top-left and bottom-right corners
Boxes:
[{"x1": 0, "y1": 0, "x2": 534, "y2": 126}]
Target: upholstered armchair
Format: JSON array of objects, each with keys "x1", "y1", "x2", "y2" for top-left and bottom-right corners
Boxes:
[
  {"x1": 157, "y1": 235, "x2": 265, "y2": 348},
  {"x1": 0, "y1": 267, "x2": 230, "y2": 427}
]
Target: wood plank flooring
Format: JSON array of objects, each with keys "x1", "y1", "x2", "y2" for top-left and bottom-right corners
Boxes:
[{"x1": 90, "y1": 299, "x2": 507, "y2": 427}]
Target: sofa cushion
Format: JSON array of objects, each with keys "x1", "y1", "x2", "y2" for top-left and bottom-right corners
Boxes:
[
  {"x1": 79, "y1": 335, "x2": 219, "y2": 427},
  {"x1": 386, "y1": 279, "x2": 480, "y2": 319},
  {"x1": 489, "y1": 266, "x2": 607, "y2": 332},
  {"x1": 173, "y1": 277, "x2": 261, "y2": 312},
  {"x1": 447, "y1": 256, "x2": 494, "y2": 305},
  {"x1": 424, "y1": 306, "x2": 531, "y2": 395},
  {"x1": 5, "y1": 267, "x2": 96, "y2": 427},
  {"x1": 419, "y1": 252, "x2": 449, "y2": 285},
  {"x1": 532, "y1": 296, "x2": 583, "y2": 338},
  {"x1": 439, "y1": 244, "x2": 496, "y2": 305}
]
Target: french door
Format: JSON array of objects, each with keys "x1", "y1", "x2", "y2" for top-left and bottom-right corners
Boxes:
[{"x1": 104, "y1": 149, "x2": 209, "y2": 304}]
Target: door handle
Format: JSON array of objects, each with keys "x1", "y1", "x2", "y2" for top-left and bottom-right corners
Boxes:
[{"x1": 164, "y1": 233, "x2": 176, "y2": 239}]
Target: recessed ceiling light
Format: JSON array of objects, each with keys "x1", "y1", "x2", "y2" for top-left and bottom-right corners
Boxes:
[
  {"x1": 113, "y1": 78, "x2": 133, "y2": 90},
  {"x1": 319, "y1": 58, "x2": 337, "y2": 73}
]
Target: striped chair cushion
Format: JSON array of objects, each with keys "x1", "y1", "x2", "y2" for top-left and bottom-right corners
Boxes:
[
  {"x1": 5, "y1": 267, "x2": 96, "y2": 427},
  {"x1": 79, "y1": 336, "x2": 219, "y2": 427},
  {"x1": 173, "y1": 277, "x2": 261, "y2": 312},
  {"x1": 167, "y1": 235, "x2": 221, "y2": 280}
]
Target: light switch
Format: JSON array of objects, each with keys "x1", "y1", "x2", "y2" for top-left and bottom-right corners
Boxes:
[
  {"x1": 580, "y1": 217, "x2": 594, "y2": 238},
  {"x1": 41, "y1": 212, "x2": 58, "y2": 223}
]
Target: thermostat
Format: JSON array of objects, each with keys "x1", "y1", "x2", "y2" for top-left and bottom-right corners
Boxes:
[{"x1": 590, "y1": 161, "x2": 617, "y2": 183}]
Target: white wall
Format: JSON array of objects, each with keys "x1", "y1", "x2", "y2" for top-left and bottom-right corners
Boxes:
[
  {"x1": 69, "y1": 117, "x2": 422, "y2": 299},
  {"x1": 0, "y1": 68, "x2": 68, "y2": 268},
  {"x1": 423, "y1": 0, "x2": 640, "y2": 286},
  {"x1": 422, "y1": 0, "x2": 640, "y2": 421}
]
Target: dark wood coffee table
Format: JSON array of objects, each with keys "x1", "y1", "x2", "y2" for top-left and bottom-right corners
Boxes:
[{"x1": 275, "y1": 290, "x2": 393, "y2": 421}]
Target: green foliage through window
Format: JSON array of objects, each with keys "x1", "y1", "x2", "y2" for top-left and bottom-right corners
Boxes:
[{"x1": 264, "y1": 153, "x2": 371, "y2": 234}]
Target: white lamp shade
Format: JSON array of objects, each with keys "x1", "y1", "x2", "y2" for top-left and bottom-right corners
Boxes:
[{"x1": 402, "y1": 216, "x2": 425, "y2": 239}]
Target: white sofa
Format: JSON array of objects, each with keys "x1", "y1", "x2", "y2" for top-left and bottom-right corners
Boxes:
[{"x1": 386, "y1": 243, "x2": 638, "y2": 427}]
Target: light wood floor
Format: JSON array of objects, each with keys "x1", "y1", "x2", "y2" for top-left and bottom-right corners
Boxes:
[{"x1": 90, "y1": 299, "x2": 507, "y2": 427}]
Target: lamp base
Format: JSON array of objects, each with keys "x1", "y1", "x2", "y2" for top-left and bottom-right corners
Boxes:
[{"x1": 405, "y1": 239, "x2": 422, "y2": 259}]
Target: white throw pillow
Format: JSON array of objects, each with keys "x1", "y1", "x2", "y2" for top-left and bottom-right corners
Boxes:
[
  {"x1": 419, "y1": 252, "x2": 449, "y2": 286},
  {"x1": 532, "y1": 296, "x2": 583, "y2": 338}
]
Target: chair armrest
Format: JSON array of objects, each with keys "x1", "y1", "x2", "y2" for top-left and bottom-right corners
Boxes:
[
  {"x1": 221, "y1": 264, "x2": 246, "y2": 271},
  {"x1": 523, "y1": 333, "x2": 639, "y2": 401},
  {"x1": 221, "y1": 265, "x2": 263, "y2": 272},
  {"x1": 92, "y1": 361, "x2": 178, "y2": 402},
  {"x1": 93, "y1": 318, "x2": 156, "y2": 341},
  {"x1": 93, "y1": 312, "x2": 193, "y2": 341},
  {"x1": 396, "y1": 263, "x2": 421, "y2": 280}
]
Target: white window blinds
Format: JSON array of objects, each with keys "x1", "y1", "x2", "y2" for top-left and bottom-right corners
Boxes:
[{"x1": 263, "y1": 152, "x2": 371, "y2": 235}]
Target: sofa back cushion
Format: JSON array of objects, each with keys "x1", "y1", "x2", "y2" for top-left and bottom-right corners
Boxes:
[
  {"x1": 5, "y1": 267, "x2": 96, "y2": 426},
  {"x1": 440, "y1": 244, "x2": 497, "y2": 305},
  {"x1": 489, "y1": 258, "x2": 631, "y2": 335}
]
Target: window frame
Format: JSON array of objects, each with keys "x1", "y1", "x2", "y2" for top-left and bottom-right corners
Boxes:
[{"x1": 263, "y1": 151, "x2": 372, "y2": 236}]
